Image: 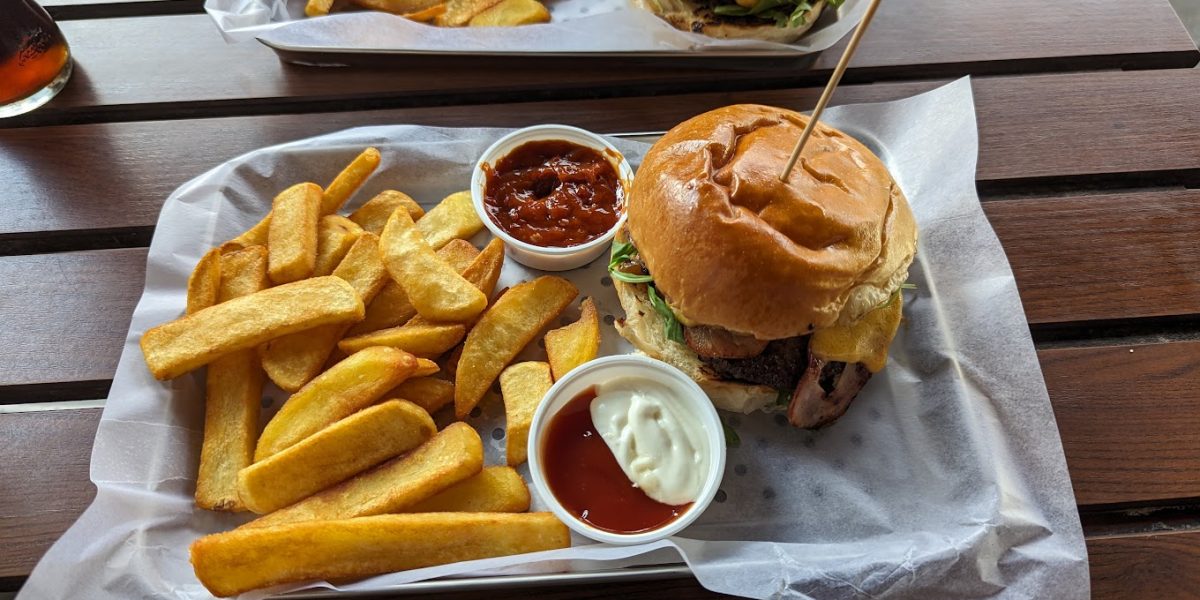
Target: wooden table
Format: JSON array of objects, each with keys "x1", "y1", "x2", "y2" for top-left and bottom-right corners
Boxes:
[{"x1": 3, "y1": 1, "x2": 1199, "y2": 597}]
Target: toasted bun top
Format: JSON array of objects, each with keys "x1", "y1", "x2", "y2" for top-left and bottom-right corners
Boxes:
[
  {"x1": 632, "y1": 0, "x2": 827, "y2": 44},
  {"x1": 628, "y1": 104, "x2": 917, "y2": 340}
]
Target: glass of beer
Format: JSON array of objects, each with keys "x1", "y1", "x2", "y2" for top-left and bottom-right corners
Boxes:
[{"x1": 0, "y1": 0, "x2": 72, "y2": 118}]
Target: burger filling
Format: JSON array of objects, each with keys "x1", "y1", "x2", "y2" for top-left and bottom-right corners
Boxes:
[
  {"x1": 708, "y1": 0, "x2": 844, "y2": 29},
  {"x1": 609, "y1": 236, "x2": 884, "y2": 428}
]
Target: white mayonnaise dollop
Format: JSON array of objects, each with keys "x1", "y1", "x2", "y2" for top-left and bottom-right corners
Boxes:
[{"x1": 589, "y1": 377, "x2": 709, "y2": 505}]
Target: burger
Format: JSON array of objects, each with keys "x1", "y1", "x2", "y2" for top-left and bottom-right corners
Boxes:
[
  {"x1": 609, "y1": 104, "x2": 916, "y2": 428},
  {"x1": 633, "y1": 0, "x2": 844, "y2": 43}
]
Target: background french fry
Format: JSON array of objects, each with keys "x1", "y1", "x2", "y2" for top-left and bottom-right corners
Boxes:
[
  {"x1": 339, "y1": 323, "x2": 466, "y2": 357},
  {"x1": 262, "y1": 233, "x2": 391, "y2": 391},
  {"x1": 186, "y1": 248, "x2": 222, "y2": 315},
  {"x1": 468, "y1": 0, "x2": 549, "y2": 26},
  {"x1": 195, "y1": 247, "x2": 269, "y2": 512},
  {"x1": 413, "y1": 358, "x2": 440, "y2": 377},
  {"x1": 312, "y1": 215, "x2": 363, "y2": 277},
  {"x1": 499, "y1": 361, "x2": 552, "y2": 467},
  {"x1": 416, "y1": 190, "x2": 484, "y2": 249},
  {"x1": 224, "y1": 209, "x2": 272, "y2": 251},
  {"x1": 349, "y1": 239, "x2": 480, "y2": 336},
  {"x1": 322, "y1": 147, "x2": 381, "y2": 215},
  {"x1": 435, "y1": 0, "x2": 504, "y2": 26},
  {"x1": 403, "y1": 466, "x2": 530, "y2": 513},
  {"x1": 305, "y1": 0, "x2": 334, "y2": 16},
  {"x1": 381, "y1": 209, "x2": 487, "y2": 322},
  {"x1": 267, "y1": 182, "x2": 322, "y2": 284},
  {"x1": 347, "y1": 0, "x2": 443, "y2": 16},
  {"x1": 543, "y1": 297, "x2": 600, "y2": 381},
  {"x1": 192, "y1": 512, "x2": 569, "y2": 598},
  {"x1": 349, "y1": 190, "x2": 424, "y2": 236},
  {"x1": 455, "y1": 276, "x2": 577, "y2": 419},
  {"x1": 246, "y1": 422, "x2": 482, "y2": 529},
  {"x1": 237, "y1": 400, "x2": 435, "y2": 514},
  {"x1": 141, "y1": 276, "x2": 363, "y2": 380},
  {"x1": 255, "y1": 346, "x2": 417, "y2": 460},
  {"x1": 384, "y1": 376, "x2": 454, "y2": 414}
]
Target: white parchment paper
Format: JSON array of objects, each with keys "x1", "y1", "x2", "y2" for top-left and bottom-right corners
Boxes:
[
  {"x1": 203, "y1": 0, "x2": 866, "y2": 54},
  {"x1": 20, "y1": 78, "x2": 1089, "y2": 599}
]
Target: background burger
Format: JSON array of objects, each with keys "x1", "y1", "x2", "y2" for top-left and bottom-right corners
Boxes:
[
  {"x1": 633, "y1": 0, "x2": 844, "y2": 43},
  {"x1": 610, "y1": 104, "x2": 917, "y2": 428}
]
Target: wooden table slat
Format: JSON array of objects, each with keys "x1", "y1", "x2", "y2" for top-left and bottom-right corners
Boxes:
[
  {"x1": 17, "y1": 0, "x2": 1197, "y2": 128},
  {"x1": 3, "y1": 69, "x2": 1199, "y2": 245}
]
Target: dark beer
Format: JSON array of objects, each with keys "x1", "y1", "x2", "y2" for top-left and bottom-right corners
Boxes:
[{"x1": 0, "y1": 0, "x2": 71, "y2": 110}]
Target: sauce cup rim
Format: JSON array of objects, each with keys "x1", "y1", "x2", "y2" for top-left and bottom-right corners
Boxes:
[
  {"x1": 527, "y1": 354, "x2": 727, "y2": 545},
  {"x1": 470, "y1": 124, "x2": 634, "y2": 258}
]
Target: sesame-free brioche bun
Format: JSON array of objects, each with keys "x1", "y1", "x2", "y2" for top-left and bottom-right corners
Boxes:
[
  {"x1": 632, "y1": 0, "x2": 828, "y2": 44},
  {"x1": 627, "y1": 104, "x2": 917, "y2": 340}
]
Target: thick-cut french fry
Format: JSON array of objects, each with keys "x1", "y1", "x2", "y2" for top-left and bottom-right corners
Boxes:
[
  {"x1": 544, "y1": 297, "x2": 600, "y2": 381},
  {"x1": 261, "y1": 233, "x2": 390, "y2": 392},
  {"x1": 267, "y1": 182, "x2": 322, "y2": 284},
  {"x1": 413, "y1": 358, "x2": 440, "y2": 377},
  {"x1": 224, "y1": 211, "x2": 272, "y2": 251},
  {"x1": 385, "y1": 376, "x2": 454, "y2": 414},
  {"x1": 246, "y1": 422, "x2": 482, "y2": 529},
  {"x1": 186, "y1": 248, "x2": 222, "y2": 315},
  {"x1": 256, "y1": 346, "x2": 418, "y2": 460},
  {"x1": 404, "y1": 466, "x2": 530, "y2": 513},
  {"x1": 238, "y1": 400, "x2": 435, "y2": 514},
  {"x1": 305, "y1": 0, "x2": 334, "y2": 16},
  {"x1": 435, "y1": 0, "x2": 504, "y2": 26},
  {"x1": 349, "y1": 239, "x2": 480, "y2": 336},
  {"x1": 499, "y1": 361, "x2": 552, "y2": 467},
  {"x1": 381, "y1": 209, "x2": 487, "y2": 322},
  {"x1": 322, "y1": 147, "x2": 381, "y2": 215},
  {"x1": 468, "y1": 0, "x2": 549, "y2": 26},
  {"x1": 407, "y1": 238, "x2": 505, "y2": 327},
  {"x1": 402, "y1": 2, "x2": 447, "y2": 20},
  {"x1": 348, "y1": 0, "x2": 441, "y2": 16},
  {"x1": 455, "y1": 276, "x2": 577, "y2": 419},
  {"x1": 348, "y1": 190, "x2": 424, "y2": 236},
  {"x1": 192, "y1": 512, "x2": 569, "y2": 597},
  {"x1": 195, "y1": 247, "x2": 270, "y2": 512},
  {"x1": 141, "y1": 276, "x2": 364, "y2": 380},
  {"x1": 441, "y1": 343, "x2": 464, "y2": 380},
  {"x1": 415, "y1": 190, "x2": 484, "y2": 250},
  {"x1": 312, "y1": 215, "x2": 363, "y2": 277},
  {"x1": 339, "y1": 323, "x2": 466, "y2": 357}
]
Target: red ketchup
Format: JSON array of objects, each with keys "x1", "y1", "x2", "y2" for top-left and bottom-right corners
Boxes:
[{"x1": 541, "y1": 387, "x2": 690, "y2": 534}]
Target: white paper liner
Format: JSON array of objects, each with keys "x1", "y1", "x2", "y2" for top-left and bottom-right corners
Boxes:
[
  {"x1": 20, "y1": 78, "x2": 1089, "y2": 600},
  {"x1": 202, "y1": 0, "x2": 867, "y2": 54}
]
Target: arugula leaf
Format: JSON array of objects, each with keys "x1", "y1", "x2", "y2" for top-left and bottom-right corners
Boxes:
[
  {"x1": 776, "y1": 388, "x2": 791, "y2": 407},
  {"x1": 647, "y1": 284, "x2": 685, "y2": 344},
  {"x1": 607, "y1": 240, "x2": 653, "y2": 284},
  {"x1": 721, "y1": 417, "x2": 741, "y2": 448},
  {"x1": 713, "y1": 0, "x2": 820, "y2": 26}
]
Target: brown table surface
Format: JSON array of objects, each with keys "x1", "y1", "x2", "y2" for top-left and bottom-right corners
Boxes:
[{"x1": 3, "y1": 0, "x2": 1200, "y2": 598}]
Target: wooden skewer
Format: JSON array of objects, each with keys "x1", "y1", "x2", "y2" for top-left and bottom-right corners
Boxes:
[{"x1": 779, "y1": 0, "x2": 885, "y2": 182}]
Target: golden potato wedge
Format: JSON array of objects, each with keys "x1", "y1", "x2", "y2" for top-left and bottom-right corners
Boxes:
[
  {"x1": 455, "y1": 276, "x2": 577, "y2": 419},
  {"x1": 192, "y1": 512, "x2": 569, "y2": 597},
  {"x1": 348, "y1": 190, "x2": 424, "y2": 236},
  {"x1": 195, "y1": 248, "x2": 270, "y2": 512},
  {"x1": 322, "y1": 147, "x2": 381, "y2": 215},
  {"x1": 186, "y1": 248, "x2": 222, "y2": 315},
  {"x1": 403, "y1": 2, "x2": 447, "y2": 20},
  {"x1": 312, "y1": 215, "x2": 363, "y2": 277},
  {"x1": 385, "y1": 376, "x2": 454, "y2": 414},
  {"x1": 407, "y1": 238, "x2": 505, "y2": 327},
  {"x1": 238, "y1": 400, "x2": 435, "y2": 514},
  {"x1": 416, "y1": 190, "x2": 484, "y2": 250},
  {"x1": 246, "y1": 422, "x2": 482, "y2": 529},
  {"x1": 381, "y1": 208, "x2": 487, "y2": 322},
  {"x1": 349, "y1": 239, "x2": 481, "y2": 336},
  {"x1": 348, "y1": 0, "x2": 441, "y2": 16},
  {"x1": 141, "y1": 276, "x2": 364, "y2": 380},
  {"x1": 544, "y1": 297, "x2": 600, "y2": 381},
  {"x1": 499, "y1": 361, "x2": 552, "y2": 467},
  {"x1": 261, "y1": 233, "x2": 390, "y2": 392},
  {"x1": 305, "y1": 0, "x2": 334, "y2": 16},
  {"x1": 339, "y1": 323, "x2": 466, "y2": 358},
  {"x1": 469, "y1": 0, "x2": 549, "y2": 26},
  {"x1": 413, "y1": 357, "x2": 440, "y2": 377},
  {"x1": 255, "y1": 346, "x2": 418, "y2": 460},
  {"x1": 404, "y1": 466, "x2": 530, "y2": 513},
  {"x1": 435, "y1": 0, "x2": 503, "y2": 26},
  {"x1": 267, "y1": 182, "x2": 322, "y2": 284},
  {"x1": 441, "y1": 343, "x2": 464, "y2": 381}
]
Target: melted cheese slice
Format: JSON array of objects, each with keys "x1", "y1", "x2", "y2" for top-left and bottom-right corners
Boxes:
[{"x1": 810, "y1": 294, "x2": 903, "y2": 372}]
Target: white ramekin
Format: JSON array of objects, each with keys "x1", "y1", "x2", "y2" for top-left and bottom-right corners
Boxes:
[
  {"x1": 470, "y1": 124, "x2": 634, "y2": 272},
  {"x1": 526, "y1": 355, "x2": 726, "y2": 545}
]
